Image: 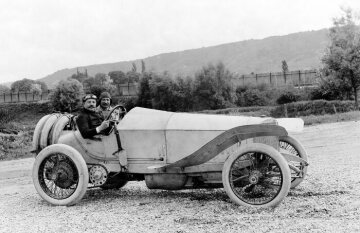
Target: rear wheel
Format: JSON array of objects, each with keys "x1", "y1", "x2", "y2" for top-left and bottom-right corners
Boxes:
[
  {"x1": 222, "y1": 143, "x2": 291, "y2": 208},
  {"x1": 279, "y1": 135, "x2": 308, "y2": 189},
  {"x1": 32, "y1": 144, "x2": 89, "y2": 206}
]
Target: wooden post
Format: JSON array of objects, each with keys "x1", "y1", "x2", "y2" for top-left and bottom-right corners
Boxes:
[
  {"x1": 269, "y1": 72, "x2": 272, "y2": 85},
  {"x1": 284, "y1": 104, "x2": 288, "y2": 117},
  {"x1": 3, "y1": 93, "x2": 5, "y2": 102},
  {"x1": 17, "y1": 92, "x2": 20, "y2": 102},
  {"x1": 298, "y1": 70, "x2": 301, "y2": 86},
  {"x1": 333, "y1": 104, "x2": 337, "y2": 114},
  {"x1": 242, "y1": 75, "x2": 245, "y2": 86},
  {"x1": 255, "y1": 74, "x2": 258, "y2": 84}
]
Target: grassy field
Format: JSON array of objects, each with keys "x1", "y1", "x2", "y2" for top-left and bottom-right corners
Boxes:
[
  {"x1": 0, "y1": 105, "x2": 359, "y2": 161},
  {"x1": 0, "y1": 109, "x2": 43, "y2": 161}
]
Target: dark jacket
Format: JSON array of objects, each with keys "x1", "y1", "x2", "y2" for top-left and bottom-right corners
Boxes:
[{"x1": 76, "y1": 108, "x2": 104, "y2": 139}]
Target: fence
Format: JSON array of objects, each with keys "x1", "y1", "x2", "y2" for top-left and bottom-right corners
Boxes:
[
  {"x1": 0, "y1": 83, "x2": 139, "y2": 104},
  {"x1": 0, "y1": 90, "x2": 51, "y2": 104},
  {"x1": 231, "y1": 69, "x2": 319, "y2": 87}
]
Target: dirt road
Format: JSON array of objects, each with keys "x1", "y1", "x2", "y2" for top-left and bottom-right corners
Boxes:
[{"x1": 1, "y1": 121, "x2": 360, "y2": 233}]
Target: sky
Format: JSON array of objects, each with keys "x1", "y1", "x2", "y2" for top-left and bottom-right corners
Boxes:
[{"x1": 1, "y1": 0, "x2": 360, "y2": 85}]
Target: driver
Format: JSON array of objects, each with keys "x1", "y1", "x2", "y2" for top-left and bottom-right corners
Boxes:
[{"x1": 76, "y1": 94, "x2": 110, "y2": 139}]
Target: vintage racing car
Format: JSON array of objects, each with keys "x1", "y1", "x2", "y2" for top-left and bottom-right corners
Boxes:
[{"x1": 31, "y1": 106, "x2": 308, "y2": 208}]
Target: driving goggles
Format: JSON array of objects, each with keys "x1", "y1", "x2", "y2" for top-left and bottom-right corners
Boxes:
[{"x1": 82, "y1": 94, "x2": 97, "y2": 102}]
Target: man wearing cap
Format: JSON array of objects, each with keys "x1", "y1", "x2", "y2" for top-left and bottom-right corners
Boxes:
[
  {"x1": 96, "y1": 91, "x2": 119, "y2": 120},
  {"x1": 76, "y1": 94, "x2": 110, "y2": 139}
]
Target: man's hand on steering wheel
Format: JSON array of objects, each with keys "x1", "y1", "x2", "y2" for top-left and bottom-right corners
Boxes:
[
  {"x1": 102, "y1": 105, "x2": 127, "y2": 135},
  {"x1": 105, "y1": 105, "x2": 127, "y2": 122}
]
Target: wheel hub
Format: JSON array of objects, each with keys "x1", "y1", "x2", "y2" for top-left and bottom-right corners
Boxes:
[
  {"x1": 248, "y1": 170, "x2": 262, "y2": 184},
  {"x1": 53, "y1": 161, "x2": 76, "y2": 189}
]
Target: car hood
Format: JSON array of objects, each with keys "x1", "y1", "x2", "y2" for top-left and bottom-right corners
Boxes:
[{"x1": 118, "y1": 107, "x2": 303, "y2": 132}]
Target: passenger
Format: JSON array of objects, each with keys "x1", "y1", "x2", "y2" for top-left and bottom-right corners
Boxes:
[
  {"x1": 96, "y1": 91, "x2": 119, "y2": 120},
  {"x1": 76, "y1": 94, "x2": 110, "y2": 139}
]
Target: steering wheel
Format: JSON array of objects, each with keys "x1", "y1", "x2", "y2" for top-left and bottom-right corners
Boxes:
[
  {"x1": 103, "y1": 105, "x2": 127, "y2": 135},
  {"x1": 105, "y1": 105, "x2": 127, "y2": 121}
]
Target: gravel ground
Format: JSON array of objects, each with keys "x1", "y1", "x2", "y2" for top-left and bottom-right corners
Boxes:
[{"x1": 1, "y1": 121, "x2": 360, "y2": 233}]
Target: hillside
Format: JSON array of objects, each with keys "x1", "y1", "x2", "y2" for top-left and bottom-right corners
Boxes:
[{"x1": 39, "y1": 29, "x2": 329, "y2": 88}]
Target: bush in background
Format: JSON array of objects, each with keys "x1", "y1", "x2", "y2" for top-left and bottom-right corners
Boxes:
[
  {"x1": 235, "y1": 85, "x2": 273, "y2": 107},
  {"x1": 49, "y1": 79, "x2": 84, "y2": 113},
  {"x1": 276, "y1": 91, "x2": 300, "y2": 104},
  {"x1": 271, "y1": 100, "x2": 356, "y2": 117},
  {"x1": 0, "y1": 108, "x2": 15, "y2": 125}
]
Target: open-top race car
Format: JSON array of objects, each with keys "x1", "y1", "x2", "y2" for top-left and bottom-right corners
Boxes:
[{"x1": 31, "y1": 106, "x2": 308, "y2": 208}]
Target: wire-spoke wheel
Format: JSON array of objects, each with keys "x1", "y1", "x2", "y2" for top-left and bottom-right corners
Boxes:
[
  {"x1": 222, "y1": 143, "x2": 291, "y2": 208},
  {"x1": 279, "y1": 135, "x2": 308, "y2": 189},
  {"x1": 32, "y1": 144, "x2": 89, "y2": 206}
]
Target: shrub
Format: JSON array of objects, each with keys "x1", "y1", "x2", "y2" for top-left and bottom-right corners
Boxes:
[
  {"x1": 271, "y1": 100, "x2": 356, "y2": 117},
  {"x1": 241, "y1": 89, "x2": 269, "y2": 106},
  {"x1": 0, "y1": 108, "x2": 14, "y2": 125},
  {"x1": 49, "y1": 79, "x2": 84, "y2": 112},
  {"x1": 276, "y1": 91, "x2": 300, "y2": 105}
]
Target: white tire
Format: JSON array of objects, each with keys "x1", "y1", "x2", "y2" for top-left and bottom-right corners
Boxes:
[
  {"x1": 222, "y1": 143, "x2": 291, "y2": 208},
  {"x1": 32, "y1": 114, "x2": 51, "y2": 152},
  {"x1": 51, "y1": 115, "x2": 71, "y2": 144},
  {"x1": 39, "y1": 114, "x2": 60, "y2": 149},
  {"x1": 32, "y1": 144, "x2": 89, "y2": 206}
]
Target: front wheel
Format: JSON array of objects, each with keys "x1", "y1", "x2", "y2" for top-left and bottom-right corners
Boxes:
[
  {"x1": 222, "y1": 143, "x2": 291, "y2": 208},
  {"x1": 279, "y1": 135, "x2": 308, "y2": 189},
  {"x1": 32, "y1": 144, "x2": 89, "y2": 206}
]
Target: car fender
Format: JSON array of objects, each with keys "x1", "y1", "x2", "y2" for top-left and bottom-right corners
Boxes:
[{"x1": 155, "y1": 124, "x2": 288, "y2": 170}]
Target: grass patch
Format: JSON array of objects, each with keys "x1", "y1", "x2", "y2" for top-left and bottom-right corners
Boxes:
[
  {"x1": 302, "y1": 111, "x2": 360, "y2": 125},
  {"x1": 0, "y1": 102, "x2": 51, "y2": 161}
]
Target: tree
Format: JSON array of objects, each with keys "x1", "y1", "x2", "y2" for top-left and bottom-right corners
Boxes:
[
  {"x1": 192, "y1": 62, "x2": 235, "y2": 110},
  {"x1": 141, "y1": 60, "x2": 146, "y2": 74},
  {"x1": 83, "y1": 77, "x2": 96, "y2": 90},
  {"x1": 282, "y1": 60, "x2": 289, "y2": 73},
  {"x1": 137, "y1": 72, "x2": 152, "y2": 108},
  {"x1": 322, "y1": 7, "x2": 360, "y2": 108},
  {"x1": 10, "y1": 78, "x2": 34, "y2": 92},
  {"x1": 49, "y1": 79, "x2": 84, "y2": 112},
  {"x1": 30, "y1": 84, "x2": 42, "y2": 96},
  {"x1": 34, "y1": 81, "x2": 48, "y2": 92},
  {"x1": 94, "y1": 73, "x2": 107, "y2": 86},
  {"x1": 126, "y1": 71, "x2": 140, "y2": 83},
  {"x1": 132, "y1": 62, "x2": 137, "y2": 72},
  {"x1": 149, "y1": 73, "x2": 178, "y2": 111},
  {"x1": 173, "y1": 76, "x2": 194, "y2": 111},
  {"x1": 310, "y1": 73, "x2": 352, "y2": 100},
  {"x1": 0, "y1": 84, "x2": 10, "y2": 93}
]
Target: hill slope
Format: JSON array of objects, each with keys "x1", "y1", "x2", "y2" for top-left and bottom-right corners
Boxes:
[{"x1": 39, "y1": 29, "x2": 329, "y2": 88}]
